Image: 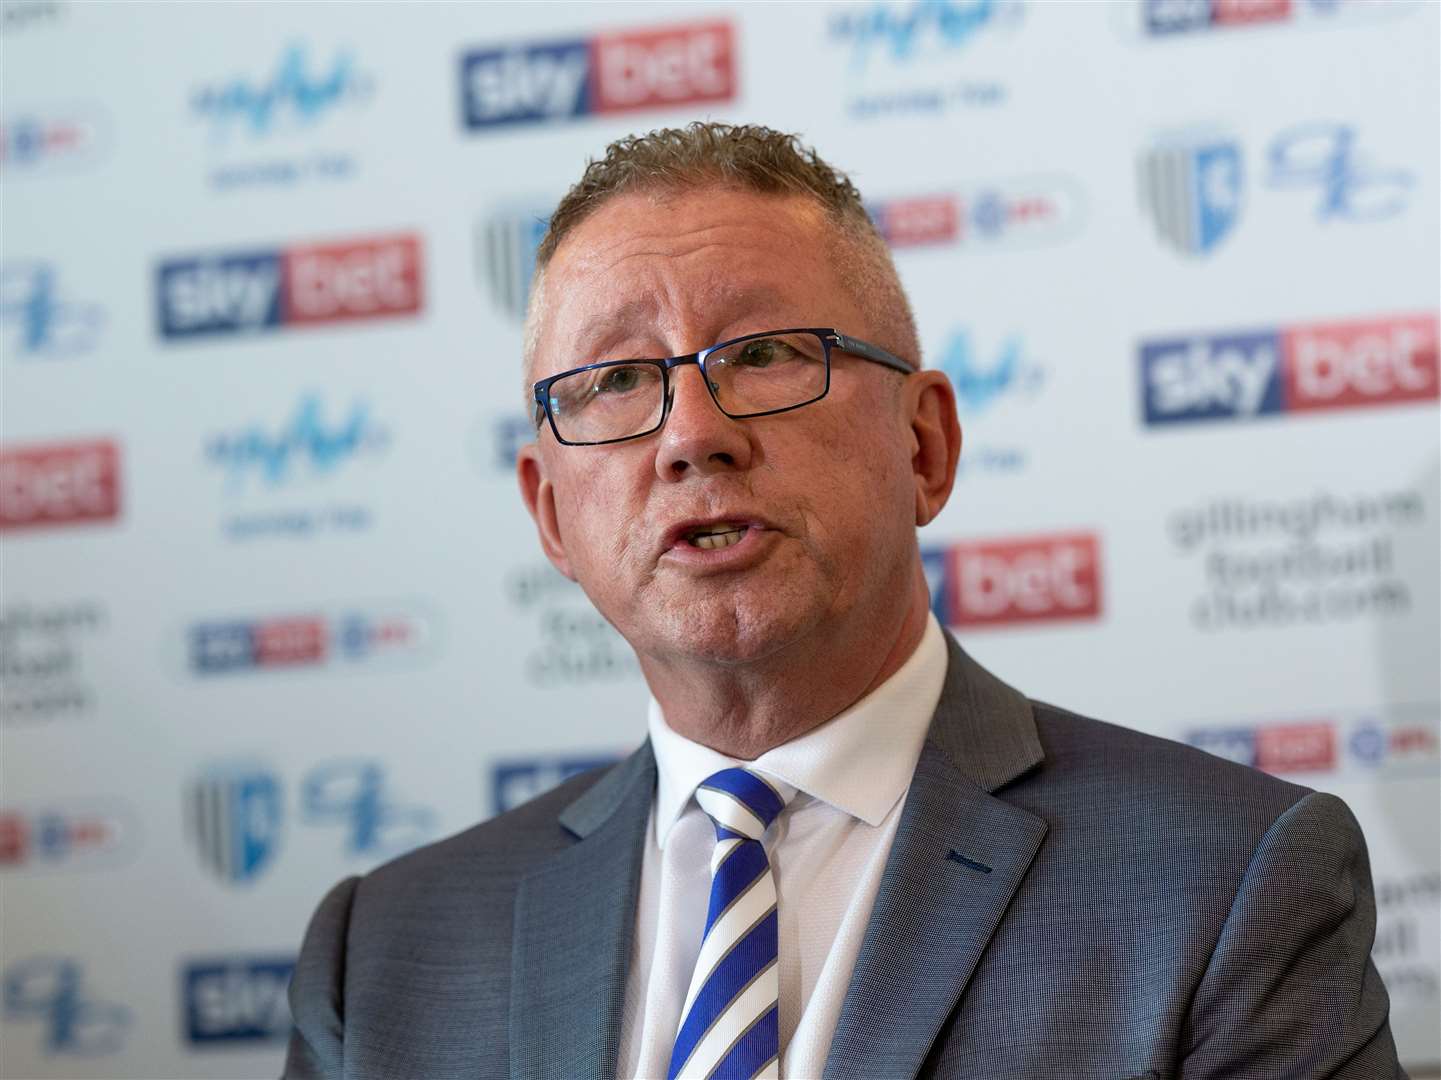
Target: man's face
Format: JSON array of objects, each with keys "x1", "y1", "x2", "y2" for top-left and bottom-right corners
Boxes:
[{"x1": 517, "y1": 187, "x2": 937, "y2": 668}]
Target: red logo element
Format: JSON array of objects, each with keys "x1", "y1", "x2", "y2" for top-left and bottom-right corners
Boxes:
[
  {"x1": 0, "y1": 439, "x2": 120, "y2": 531},
  {"x1": 873, "y1": 196, "x2": 961, "y2": 248},
  {"x1": 255, "y1": 618, "x2": 327, "y2": 667},
  {"x1": 591, "y1": 22, "x2": 735, "y2": 114},
  {"x1": 1256, "y1": 722, "x2": 1335, "y2": 773},
  {"x1": 282, "y1": 234, "x2": 422, "y2": 326},
  {"x1": 1284, "y1": 314, "x2": 1438, "y2": 412},
  {"x1": 0, "y1": 813, "x2": 27, "y2": 863},
  {"x1": 1213, "y1": 0, "x2": 1292, "y2": 26},
  {"x1": 946, "y1": 532, "x2": 1102, "y2": 628}
]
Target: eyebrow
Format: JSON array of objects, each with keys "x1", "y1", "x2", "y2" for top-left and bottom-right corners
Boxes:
[{"x1": 572, "y1": 285, "x2": 792, "y2": 362}]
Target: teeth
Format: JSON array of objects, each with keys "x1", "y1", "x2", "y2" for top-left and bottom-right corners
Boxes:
[{"x1": 688, "y1": 525, "x2": 747, "y2": 550}]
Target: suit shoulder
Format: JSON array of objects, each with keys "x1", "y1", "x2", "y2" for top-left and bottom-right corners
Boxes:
[
  {"x1": 355, "y1": 762, "x2": 615, "y2": 900},
  {"x1": 1024, "y1": 699, "x2": 1313, "y2": 827}
]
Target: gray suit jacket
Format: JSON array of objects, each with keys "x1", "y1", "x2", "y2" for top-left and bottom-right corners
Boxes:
[{"x1": 284, "y1": 635, "x2": 1405, "y2": 1079}]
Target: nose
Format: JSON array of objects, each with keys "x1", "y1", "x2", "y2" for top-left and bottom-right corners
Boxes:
[{"x1": 654, "y1": 363, "x2": 754, "y2": 481}]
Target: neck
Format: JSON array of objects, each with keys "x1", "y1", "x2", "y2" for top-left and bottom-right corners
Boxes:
[{"x1": 641, "y1": 569, "x2": 933, "y2": 759}]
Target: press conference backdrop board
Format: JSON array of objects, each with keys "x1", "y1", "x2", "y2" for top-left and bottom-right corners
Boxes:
[{"x1": 1, "y1": 1, "x2": 1437, "y2": 1077}]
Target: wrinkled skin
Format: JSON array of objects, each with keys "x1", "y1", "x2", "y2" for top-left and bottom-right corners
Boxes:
[{"x1": 517, "y1": 187, "x2": 961, "y2": 757}]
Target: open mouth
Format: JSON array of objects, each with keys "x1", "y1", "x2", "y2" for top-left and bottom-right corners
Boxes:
[{"x1": 684, "y1": 523, "x2": 750, "y2": 550}]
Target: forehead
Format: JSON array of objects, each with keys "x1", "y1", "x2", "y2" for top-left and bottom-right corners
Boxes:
[{"x1": 534, "y1": 187, "x2": 853, "y2": 370}]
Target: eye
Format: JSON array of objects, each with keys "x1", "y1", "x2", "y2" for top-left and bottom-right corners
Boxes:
[
  {"x1": 595, "y1": 365, "x2": 644, "y2": 394},
  {"x1": 736, "y1": 338, "x2": 797, "y2": 368}
]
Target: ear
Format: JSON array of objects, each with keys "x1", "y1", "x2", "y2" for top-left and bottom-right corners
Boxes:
[
  {"x1": 904, "y1": 370, "x2": 961, "y2": 527},
  {"x1": 516, "y1": 441, "x2": 576, "y2": 580}
]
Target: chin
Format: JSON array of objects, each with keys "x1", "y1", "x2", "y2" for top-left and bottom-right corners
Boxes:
[{"x1": 642, "y1": 593, "x2": 823, "y2": 667}]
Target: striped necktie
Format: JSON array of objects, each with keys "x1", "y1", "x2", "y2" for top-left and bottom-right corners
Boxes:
[{"x1": 668, "y1": 766, "x2": 797, "y2": 1080}]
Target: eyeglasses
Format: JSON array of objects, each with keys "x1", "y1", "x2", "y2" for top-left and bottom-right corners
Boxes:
[{"x1": 531, "y1": 328, "x2": 914, "y2": 447}]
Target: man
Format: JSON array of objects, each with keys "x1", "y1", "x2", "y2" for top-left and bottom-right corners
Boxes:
[{"x1": 285, "y1": 124, "x2": 1404, "y2": 1079}]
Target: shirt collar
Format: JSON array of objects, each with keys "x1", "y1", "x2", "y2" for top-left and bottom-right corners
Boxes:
[{"x1": 648, "y1": 613, "x2": 948, "y2": 849}]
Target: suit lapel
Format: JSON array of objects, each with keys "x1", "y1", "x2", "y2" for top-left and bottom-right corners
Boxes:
[
  {"x1": 823, "y1": 634, "x2": 1049, "y2": 1080},
  {"x1": 509, "y1": 746, "x2": 656, "y2": 1080}
]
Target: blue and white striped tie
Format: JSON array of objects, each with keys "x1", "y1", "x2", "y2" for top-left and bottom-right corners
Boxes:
[{"x1": 668, "y1": 767, "x2": 796, "y2": 1080}]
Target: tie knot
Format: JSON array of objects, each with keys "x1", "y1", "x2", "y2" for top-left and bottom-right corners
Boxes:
[{"x1": 694, "y1": 767, "x2": 795, "y2": 841}]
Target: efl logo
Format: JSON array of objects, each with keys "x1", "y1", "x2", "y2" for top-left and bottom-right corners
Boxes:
[
  {"x1": 461, "y1": 20, "x2": 735, "y2": 129},
  {"x1": 1140, "y1": 313, "x2": 1438, "y2": 426},
  {"x1": 0, "y1": 439, "x2": 120, "y2": 531},
  {"x1": 0, "y1": 107, "x2": 106, "y2": 175},
  {"x1": 188, "y1": 607, "x2": 431, "y2": 675},
  {"x1": 0, "y1": 805, "x2": 134, "y2": 870},
  {"x1": 491, "y1": 755, "x2": 620, "y2": 815},
  {"x1": 924, "y1": 532, "x2": 1102, "y2": 629},
  {"x1": 156, "y1": 232, "x2": 422, "y2": 340},
  {"x1": 183, "y1": 956, "x2": 294, "y2": 1044}
]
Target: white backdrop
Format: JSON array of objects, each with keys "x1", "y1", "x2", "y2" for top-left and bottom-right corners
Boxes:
[{"x1": 2, "y1": 2, "x2": 1437, "y2": 1077}]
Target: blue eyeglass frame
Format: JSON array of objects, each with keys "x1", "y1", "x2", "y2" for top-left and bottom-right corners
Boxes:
[{"x1": 531, "y1": 327, "x2": 915, "y2": 447}]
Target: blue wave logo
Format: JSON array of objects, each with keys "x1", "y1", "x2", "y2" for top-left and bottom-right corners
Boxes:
[
  {"x1": 192, "y1": 43, "x2": 373, "y2": 139},
  {"x1": 829, "y1": 0, "x2": 1019, "y2": 72},
  {"x1": 934, "y1": 330, "x2": 1044, "y2": 415},
  {"x1": 205, "y1": 395, "x2": 389, "y2": 491}
]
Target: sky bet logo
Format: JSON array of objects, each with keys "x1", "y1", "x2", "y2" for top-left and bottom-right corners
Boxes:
[
  {"x1": 156, "y1": 232, "x2": 422, "y2": 340},
  {"x1": 924, "y1": 532, "x2": 1102, "y2": 629},
  {"x1": 0, "y1": 439, "x2": 120, "y2": 532},
  {"x1": 461, "y1": 20, "x2": 735, "y2": 130},
  {"x1": 1141, "y1": 0, "x2": 1405, "y2": 37},
  {"x1": 183, "y1": 956, "x2": 294, "y2": 1045},
  {"x1": 1140, "y1": 313, "x2": 1438, "y2": 427},
  {"x1": 184, "y1": 957, "x2": 293, "y2": 1038}
]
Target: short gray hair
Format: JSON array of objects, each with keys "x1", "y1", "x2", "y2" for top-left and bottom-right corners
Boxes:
[{"x1": 523, "y1": 122, "x2": 920, "y2": 392}]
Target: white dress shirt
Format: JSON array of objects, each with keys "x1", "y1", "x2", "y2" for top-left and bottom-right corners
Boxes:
[{"x1": 617, "y1": 614, "x2": 948, "y2": 1080}]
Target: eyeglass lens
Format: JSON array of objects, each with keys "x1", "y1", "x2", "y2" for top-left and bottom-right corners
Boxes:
[{"x1": 546, "y1": 332, "x2": 828, "y2": 444}]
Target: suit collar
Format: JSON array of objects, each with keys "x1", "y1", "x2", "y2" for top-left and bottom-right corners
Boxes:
[
  {"x1": 927, "y1": 629, "x2": 1045, "y2": 793},
  {"x1": 511, "y1": 745, "x2": 655, "y2": 1080},
  {"x1": 557, "y1": 738, "x2": 655, "y2": 840},
  {"x1": 824, "y1": 631, "x2": 1049, "y2": 1079}
]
